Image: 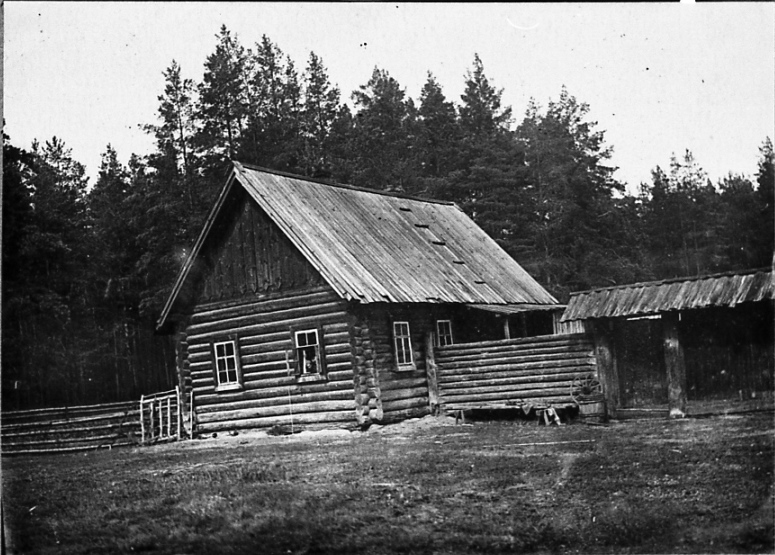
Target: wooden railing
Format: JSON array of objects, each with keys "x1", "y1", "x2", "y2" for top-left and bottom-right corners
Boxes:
[
  {"x1": 140, "y1": 387, "x2": 184, "y2": 444},
  {"x1": 435, "y1": 333, "x2": 597, "y2": 411},
  {"x1": 1, "y1": 400, "x2": 141, "y2": 455}
]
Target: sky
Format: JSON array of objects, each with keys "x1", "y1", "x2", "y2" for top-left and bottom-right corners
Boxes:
[{"x1": 4, "y1": 2, "x2": 774, "y2": 194}]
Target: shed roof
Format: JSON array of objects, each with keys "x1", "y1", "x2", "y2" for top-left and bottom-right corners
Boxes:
[
  {"x1": 560, "y1": 268, "x2": 774, "y2": 322},
  {"x1": 158, "y1": 163, "x2": 558, "y2": 329}
]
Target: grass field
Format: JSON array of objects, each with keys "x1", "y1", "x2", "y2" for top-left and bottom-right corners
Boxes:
[{"x1": 3, "y1": 412, "x2": 773, "y2": 554}]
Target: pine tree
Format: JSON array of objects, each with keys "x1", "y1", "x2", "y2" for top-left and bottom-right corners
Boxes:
[
  {"x1": 197, "y1": 26, "x2": 249, "y2": 165},
  {"x1": 350, "y1": 67, "x2": 418, "y2": 191},
  {"x1": 300, "y1": 52, "x2": 341, "y2": 178},
  {"x1": 755, "y1": 137, "x2": 774, "y2": 267},
  {"x1": 415, "y1": 73, "x2": 459, "y2": 179}
]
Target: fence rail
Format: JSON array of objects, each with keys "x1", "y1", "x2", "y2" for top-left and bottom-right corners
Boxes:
[
  {"x1": 436, "y1": 333, "x2": 598, "y2": 411},
  {"x1": 1, "y1": 400, "x2": 141, "y2": 455}
]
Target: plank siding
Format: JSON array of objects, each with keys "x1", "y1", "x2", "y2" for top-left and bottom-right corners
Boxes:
[
  {"x1": 184, "y1": 289, "x2": 360, "y2": 433},
  {"x1": 198, "y1": 188, "x2": 324, "y2": 304},
  {"x1": 436, "y1": 334, "x2": 597, "y2": 410}
]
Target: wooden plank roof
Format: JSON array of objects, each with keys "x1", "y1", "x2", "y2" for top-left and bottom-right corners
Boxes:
[
  {"x1": 158, "y1": 163, "x2": 558, "y2": 329},
  {"x1": 560, "y1": 268, "x2": 774, "y2": 322}
]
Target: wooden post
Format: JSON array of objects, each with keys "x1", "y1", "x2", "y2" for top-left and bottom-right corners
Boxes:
[
  {"x1": 503, "y1": 318, "x2": 511, "y2": 340},
  {"x1": 166, "y1": 396, "x2": 171, "y2": 438},
  {"x1": 139, "y1": 395, "x2": 146, "y2": 444},
  {"x1": 176, "y1": 385, "x2": 181, "y2": 440},
  {"x1": 425, "y1": 331, "x2": 441, "y2": 415},
  {"x1": 662, "y1": 312, "x2": 688, "y2": 418},
  {"x1": 592, "y1": 320, "x2": 619, "y2": 418}
]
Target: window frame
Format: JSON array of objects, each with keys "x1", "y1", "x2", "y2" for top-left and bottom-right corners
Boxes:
[
  {"x1": 291, "y1": 324, "x2": 327, "y2": 383},
  {"x1": 436, "y1": 319, "x2": 454, "y2": 347},
  {"x1": 210, "y1": 336, "x2": 243, "y2": 392},
  {"x1": 393, "y1": 321, "x2": 416, "y2": 371}
]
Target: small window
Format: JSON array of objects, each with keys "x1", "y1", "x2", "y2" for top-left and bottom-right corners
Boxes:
[
  {"x1": 393, "y1": 321, "x2": 415, "y2": 370},
  {"x1": 436, "y1": 320, "x2": 454, "y2": 347},
  {"x1": 212, "y1": 339, "x2": 242, "y2": 391},
  {"x1": 295, "y1": 329, "x2": 321, "y2": 376}
]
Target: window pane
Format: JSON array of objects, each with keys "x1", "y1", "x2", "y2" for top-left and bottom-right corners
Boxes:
[
  {"x1": 214, "y1": 340, "x2": 239, "y2": 385},
  {"x1": 394, "y1": 322, "x2": 413, "y2": 366}
]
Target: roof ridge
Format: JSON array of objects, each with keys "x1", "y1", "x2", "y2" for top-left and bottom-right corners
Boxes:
[
  {"x1": 568, "y1": 267, "x2": 773, "y2": 297},
  {"x1": 234, "y1": 161, "x2": 457, "y2": 207}
]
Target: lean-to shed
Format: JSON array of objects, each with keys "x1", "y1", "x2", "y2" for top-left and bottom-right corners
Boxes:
[
  {"x1": 560, "y1": 269, "x2": 774, "y2": 417},
  {"x1": 157, "y1": 162, "x2": 559, "y2": 433}
]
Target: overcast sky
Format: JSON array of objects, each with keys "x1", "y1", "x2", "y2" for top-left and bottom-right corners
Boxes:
[{"x1": 4, "y1": 2, "x2": 774, "y2": 193}]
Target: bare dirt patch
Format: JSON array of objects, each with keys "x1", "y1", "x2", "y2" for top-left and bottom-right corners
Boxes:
[{"x1": 3, "y1": 413, "x2": 773, "y2": 554}]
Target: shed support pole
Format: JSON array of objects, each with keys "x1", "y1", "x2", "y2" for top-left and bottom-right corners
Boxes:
[
  {"x1": 662, "y1": 313, "x2": 688, "y2": 418},
  {"x1": 425, "y1": 331, "x2": 441, "y2": 415},
  {"x1": 593, "y1": 320, "x2": 619, "y2": 418}
]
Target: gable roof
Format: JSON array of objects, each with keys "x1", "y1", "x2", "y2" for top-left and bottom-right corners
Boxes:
[
  {"x1": 560, "y1": 268, "x2": 774, "y2": 322},
  {"x1": 157, "y1": 162, "x2": 558, "y2": 330}
]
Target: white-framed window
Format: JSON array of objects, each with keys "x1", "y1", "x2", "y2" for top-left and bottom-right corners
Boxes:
[
  {"x1": 436, "y1": 320, "x2": 454, "y2": 347},
  {"x1": 393, "y1": 321, "x2": 415, "y2": 369},
  {"x1": 295, "y1": 328, "x2": 322, "y2": 376},
  {"x1": 212, "y1": 339, "x2": 242, "y2": 391}
]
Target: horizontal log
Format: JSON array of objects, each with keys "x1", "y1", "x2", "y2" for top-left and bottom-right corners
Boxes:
[
  {"x1": 376, "y1": 376, "x2": 428, "y2": 392},
  {"x1": 439, "y1": 379, "x2": 578, "y2": 398},
  {"x1": 2, "y1": 441, "x2": 136, "y2": 456},
  {"x1": 438, "y1": 358, "x2": 596, "y2": 376},
  {"x1": 382, "y1": 395, "x2": 428, "y2": 413},
  {"x1": 1, "y1": 410, "x2": 141, "y2": 431},
  {"x1": 1, "y1": 400, "x2": 138, "y2": 421},
  {"x1": 435, "y1": 343, "x2": 594, "y2": 364},
  {"x1": 440, "y1": 389, "x2": 574, "y2": 405},
  {"x1": 196, "y1": 399, "x2": 356, "y2": 423},
  {"x1": 380, "y1": 386, "x2": 429, "y2": 403},
  {"x1": 194, "y1": 410, "x2": 357, "y2": 433},
  {"x1": 196, "y1": 387, "x2": 354, "y2": 413},
  {"x1": 188, "y1": 299, "x2": 347, "y2": 334},
  {"x1": 1, "y1": 432, "x2": 130, "y2": 447},
  {"x1": 436, "y1": 333, "x2": 590, "y2": 353},
  {"x1": 436, "y1": 338, "x2": 593, "y2": 359},
  {"x1": 186, "y1": 311, "x2": 350, "y2": 343},
  {"x1": 443, "y1": 399, "x2": 576, "y2": 411},
  {"x1": 437, "y1": 352, "x2": 595, "y2": 370},
  {"x1": 439, "y1": 366, "x2": 596, "y2": 385},
  {"x1": 195, "y1": 376, "x2": 354, "y2": 404},
  {"x1": 2, "y1": 421, "x2": 139, "y2": 440},
  {"x1": 377, "y1": 405, "x2": 430, "y2": 423},
  {"x1": 439, "y1": 371, "x2": 596, "y2": 391},
  {"x1": 191, "y1": 288, "x2": 337, "y2": 322},
  {"x1": 188, "y1": 330, "x2": 290, "y2": 355},
  {"x1": 188, "y1": 335, "x2": 351, "y2": 366}
]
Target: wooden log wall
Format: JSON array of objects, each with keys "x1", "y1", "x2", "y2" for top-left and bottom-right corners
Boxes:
[
  {"x1": 435, "y1": 333, "x2": 597, "y2": 410},
  {"x1": 183, "y1": 287, "x2": 360, "y2": 433},
  {"x1": 361, "y1": 306, "x2": 432, "y2": 423},
  {"x1": 349, "y1": 309, "x2": 383, "y2": 426},
  {"x1": 1, "y1": 401, "x2": 140, "y2": 455}
]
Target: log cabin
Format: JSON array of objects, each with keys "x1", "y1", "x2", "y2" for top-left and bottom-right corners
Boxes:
[
  {"x1": 156, "y1": 162, "x2": 560, "y2": 433},
  {"x1": 560, "y1": 268, "x2": 774, "y2": 419}
]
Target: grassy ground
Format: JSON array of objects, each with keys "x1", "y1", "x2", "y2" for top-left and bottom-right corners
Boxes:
[{"x1": 3, "y1": 412, "x2": 773, "y2": 554}]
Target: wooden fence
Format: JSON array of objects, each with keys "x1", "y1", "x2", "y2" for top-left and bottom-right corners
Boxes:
[
  {"x1": 434, "y1": 333, "x2": 598, "y2": 412},
  {"x1": 1, "y1": 400, "x2": 141, "y2": 455},
  {"x1": 140, "y1": 387, "x2": 184, "y2": 444}
]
